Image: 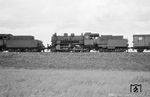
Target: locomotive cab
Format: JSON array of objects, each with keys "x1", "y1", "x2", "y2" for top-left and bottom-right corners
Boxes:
[
  {"x1": 0, "y1": 34, "x2": 13, "y2": 51},
  {"x1": 84, "y1": 33, "x2": 99, "y2": 51}
]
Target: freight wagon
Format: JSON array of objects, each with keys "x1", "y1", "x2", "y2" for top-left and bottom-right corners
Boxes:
[{"x1": 133, "y1": 34, "x2": 150, "y2": 52}]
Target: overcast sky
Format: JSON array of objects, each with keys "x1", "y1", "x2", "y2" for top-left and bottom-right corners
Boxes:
[{"x1": 0, "y1": 0, "x2": 150, "y2": 46}]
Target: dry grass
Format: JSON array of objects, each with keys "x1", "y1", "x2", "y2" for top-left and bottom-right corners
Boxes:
[
  {"x1": 0, "y1": 69, "x2": 150, "y2": 97},
  {"x1": 0, "y1": 52, "x2": 150, "y2": 97},
  {"x1": 0, "y1": 52, "x2": 150, "y2": 71}
]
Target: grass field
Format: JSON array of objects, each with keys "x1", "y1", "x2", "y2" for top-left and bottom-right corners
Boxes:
[
  {"x1": 0, "y1": 52, "x2": 150, "y2": 71},
  {"x1": 0, "y1": 52, "x2": 150, "y2": 97},
  {"x1": 0, "y1": 69, "x2": 150, "y2": 97}
]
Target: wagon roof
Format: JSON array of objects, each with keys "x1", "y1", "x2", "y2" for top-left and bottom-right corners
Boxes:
[{"x1": 133, "y1": 34, "x2": 150, "y2": 37}]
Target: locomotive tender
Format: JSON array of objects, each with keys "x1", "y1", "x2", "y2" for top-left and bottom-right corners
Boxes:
[{"x1": 0, "y1": 34, "x2": 44, "y2": 52}]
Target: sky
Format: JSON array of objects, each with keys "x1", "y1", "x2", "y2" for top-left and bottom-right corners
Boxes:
[{"x1": 0, "y1": 0, "x2": 150, "y2": 46}]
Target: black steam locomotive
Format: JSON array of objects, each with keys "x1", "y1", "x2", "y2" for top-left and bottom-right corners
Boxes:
[
  {"x1": 0, "y1": 34, "x2": 44, "y2": 52},
  {"x1": 50, "y1": 32, "x2": 129, "y2": 52}
]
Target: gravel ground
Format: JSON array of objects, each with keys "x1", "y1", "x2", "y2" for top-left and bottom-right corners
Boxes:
[{"x1": 0, "y1": 52, "x2": 150, "y2": 71}]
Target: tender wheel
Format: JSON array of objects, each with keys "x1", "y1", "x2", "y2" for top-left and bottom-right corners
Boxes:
[
  {"x1": 137, "y1": 49, "x2": 144, "y2": 52},
  {"x1": 51, "y1": 48, "x2": 57, "y2": 52}
]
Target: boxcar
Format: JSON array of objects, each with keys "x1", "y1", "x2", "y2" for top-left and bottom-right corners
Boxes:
[{"x1": 133, "y1": 34, "x2": 150, "y2": 52}]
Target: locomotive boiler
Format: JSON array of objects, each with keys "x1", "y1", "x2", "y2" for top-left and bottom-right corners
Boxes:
[{"x1": 51, "y1": 33, "x2": 86, "y2": 52}]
